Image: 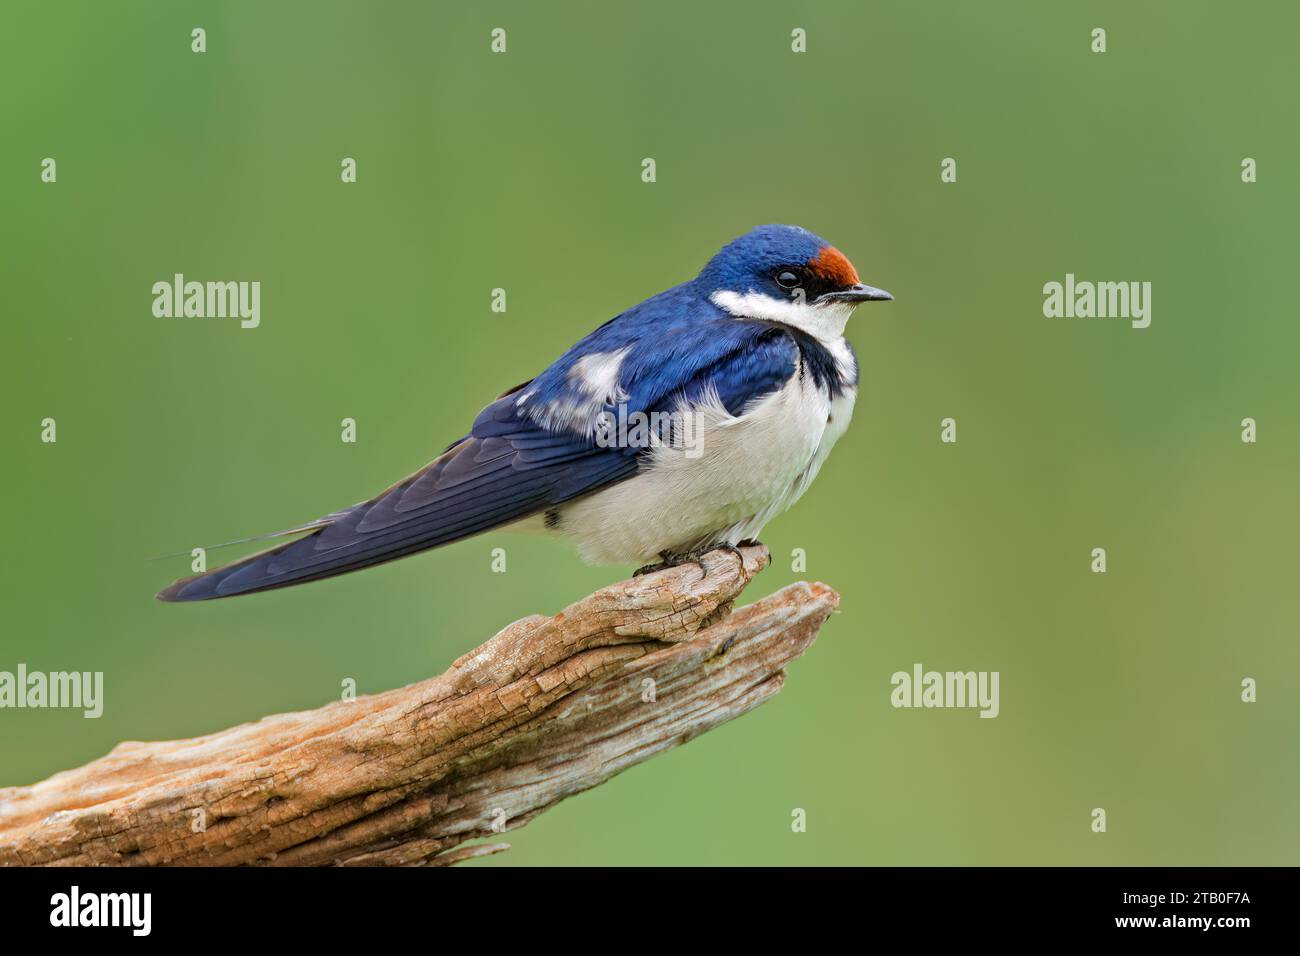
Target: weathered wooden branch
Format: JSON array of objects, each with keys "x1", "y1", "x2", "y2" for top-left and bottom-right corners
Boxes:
[{"x1": 0, "y1": 545, "x2": 838, "y2": 866}]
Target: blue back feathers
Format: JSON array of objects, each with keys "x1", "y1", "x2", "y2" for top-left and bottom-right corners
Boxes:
[{"x1": 513, "y1": 224, "x2": 848, "y2": 431}]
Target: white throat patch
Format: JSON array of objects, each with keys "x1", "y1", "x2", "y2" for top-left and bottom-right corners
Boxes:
[
  {"x1": 710, "y1": 289, "x2": 857, "y2": 383},
  {"x1": 710, "y1": 289, "x2": 854, "y2": 344}
]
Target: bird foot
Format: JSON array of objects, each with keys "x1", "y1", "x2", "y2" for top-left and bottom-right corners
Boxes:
[
  {"x1": 634, "y1": 551, "x2": 706, "y2": 578},
  {"x1": 632, "y1": 542, "x2": 758, "y2": 579}
]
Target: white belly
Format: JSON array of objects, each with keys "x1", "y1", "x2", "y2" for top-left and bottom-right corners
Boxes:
[{"x1": 551, "y1": 372, "x2": 856, "y2": 564}]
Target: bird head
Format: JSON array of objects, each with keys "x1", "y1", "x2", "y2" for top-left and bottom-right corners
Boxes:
[{"x1": 697, "y1": 224, "x2": 891, "y2": 337}]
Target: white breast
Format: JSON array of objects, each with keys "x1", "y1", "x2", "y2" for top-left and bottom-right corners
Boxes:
[{"x1": 552, "y1": 355, "x2": 857, "y2": 565}]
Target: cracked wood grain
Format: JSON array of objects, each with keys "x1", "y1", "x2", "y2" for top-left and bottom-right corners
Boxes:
[{"x1": 0, "y1": 544, "x2": 838, "y2": 866}]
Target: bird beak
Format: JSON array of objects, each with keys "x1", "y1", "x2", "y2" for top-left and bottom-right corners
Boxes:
[{"x1": 816, "y1": 283, "x2": 893, "y2": 304}]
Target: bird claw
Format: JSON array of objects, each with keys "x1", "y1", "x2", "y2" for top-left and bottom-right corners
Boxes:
[
  {"x1": 717, "y1": 543, "x2": 749, "y2": 568},
  {"x1": 632, "y1": 542, "x2": 756, "y2": 579},
  {"x1": 634, "y1": 551, "x2": 707, "y2": 578}
]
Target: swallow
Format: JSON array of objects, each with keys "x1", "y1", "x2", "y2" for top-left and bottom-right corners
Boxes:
[{"x1": 158, "y1": 224, "x2": 892, "y2": 601}]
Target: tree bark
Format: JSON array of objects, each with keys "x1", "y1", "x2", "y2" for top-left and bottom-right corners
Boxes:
[{"x1": 0, "y1": 545, "x2": 838, "y2": 866}]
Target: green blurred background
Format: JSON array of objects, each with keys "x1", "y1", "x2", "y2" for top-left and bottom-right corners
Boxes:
[{"x1": 2, "y1": 1, "x2": 1297, "y2": 865}]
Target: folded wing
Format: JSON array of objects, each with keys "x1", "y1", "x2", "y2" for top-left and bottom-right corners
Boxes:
[{"x1": 157, "y1": 401, "x2": 639, "y2": 600}]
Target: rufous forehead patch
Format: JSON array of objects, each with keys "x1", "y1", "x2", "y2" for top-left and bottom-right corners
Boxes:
[{"x1": 809, "y1": 245, "x2": 861, "y2": 287}]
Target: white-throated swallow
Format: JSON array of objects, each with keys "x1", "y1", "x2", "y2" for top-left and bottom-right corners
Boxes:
[{"x1": 159, "y1": 224, "x2": 891, "y2": 600}]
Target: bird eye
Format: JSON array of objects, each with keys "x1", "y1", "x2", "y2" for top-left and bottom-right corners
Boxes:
[{"x1": 776, "y1": 270, "x2": 800, "y2": 290}]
